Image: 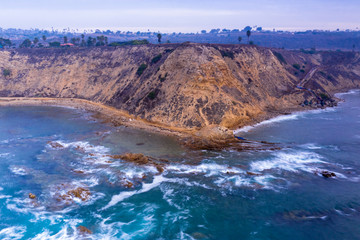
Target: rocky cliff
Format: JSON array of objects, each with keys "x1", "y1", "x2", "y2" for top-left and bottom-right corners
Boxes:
[{"x1": 0, "y1": 43, "x2": 359, "y2": 131}]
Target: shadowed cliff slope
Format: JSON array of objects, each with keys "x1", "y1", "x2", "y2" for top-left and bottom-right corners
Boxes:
[{"x1": 0, "y1": 43, "x2": 359, "y2": 130}]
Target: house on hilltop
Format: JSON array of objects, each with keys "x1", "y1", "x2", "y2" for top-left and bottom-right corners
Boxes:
[{"x1": 60, "y1": 43, "x2": 74, "y2": 47}]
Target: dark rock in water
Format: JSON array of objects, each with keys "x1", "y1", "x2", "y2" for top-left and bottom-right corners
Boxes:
[
  {"x1": 72, "y1": 169, "x2": 84, "y2": 174},
  {"x1": 108, "y1": 153, "x2": 165, "y2": 174},
  {"x1": 77, "y1": 225, "x2": 92, "y2": 235},
  {"x1": 156, "y1": 165, "x2": 164, "y2": 173},
  {"x1": 47, "y1": 141, "x2": 64, "y2": 149},
  {"x1": 123, "y1": 181, "x2": 134, "y2": 188},
  {"x1": 54, "y1": 184, "x2": 91, "y2": 204},
  {"x1": 67, "y1": 187, "x2": 91, "y2": 201},
  {"x1": 321, "y1": 171, "x2": 336, "y2": 178},
  {"x1": 29, "y1": 193, "x2": 36, "y2": 199},
  {"x1": 136, "y1": 142, "x2": 145, "y2": 146},
  {"x1": 110, "y1": 153, "x2": 149, "y2": 165},
  {"x1": 246, "y1": 171, "x2": 262, "y2": 176}
]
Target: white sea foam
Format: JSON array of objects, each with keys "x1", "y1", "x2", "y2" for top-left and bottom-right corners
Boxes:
[
  {"x1": 53, "y1": 140, "x2": 110, "y2": 155},
  {"x1": 9, "y1": 166, "x2": 28, "y2": 176},
  {"x1": 250, "y1": 151, "x2": 325, "y2": 173},
  {"x1": 215, "y1": 175, "x2": 252, "y2": 188},
  {"x1": 234, "y1": 107, "x2": 336, "y2": 134},
  {"x1": 335, "y1": 89, "x2": 360, "y2": 98},
  {"x1": 79, "y1": 176, "x2": 99, "y2": 187},
  {"x1": 234, "y1": 114, "x2": 299, "y2": 133},
  {"x1": 300, "y1": 143, "x2": 323, "y2": 150},
  {"x1": 103, "y1": 175, "x2": 174, "y2": 209},
  {"x1": 96, "y1": 204, "x2": 158, "y2": 239},
  {"x1": 166, "y1": 163, "x2": 243, "y2": 176},
  {"x1": 0, "y1": 195, "x2": 11, "y2": 199},
  {"x1": 0, "y1": 226, "x2": 26, "y2": 240},
  {"x1": 31, "y1": 219, "x2": 83, "y2": 240}
]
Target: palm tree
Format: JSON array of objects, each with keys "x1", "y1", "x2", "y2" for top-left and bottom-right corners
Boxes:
[
  {"x1": 246, "y1": 30, "x2": 251, "y2": 44},
  {"x1": 63, "y1": 36, "x2": 68, "y2": 44},
  {"x1": 42, "y1": 35, "x2": 47, "y2": 42},
  {"x1": 157, "y1": 33, "x2": 162, "y2": 44},
  {"x1": 81, "y1": 34, "x2": 86, "y2": 47},
  {"x1": 238, "y1": 36, "x2": 242, "y2": 44}
]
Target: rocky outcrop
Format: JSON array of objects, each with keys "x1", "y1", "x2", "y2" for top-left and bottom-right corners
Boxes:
[
  {"x1": 0, "y1": 44, "x2": 359, "y2": 132},
  {"x1": 108, "y1": 153, "x2": 167, "y2": 173}
]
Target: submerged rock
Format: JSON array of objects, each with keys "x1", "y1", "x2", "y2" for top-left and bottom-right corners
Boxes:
[
  {"x1": 77, "y1": 225, "x2": 92, "y2": 235},
  {"x1": 191, "y1": 232, "x2": 209, "y2": 239},
  {"x1": 47, "y1": 141, "x2": 64, "y2": 149},
  {"x1": 72, "y1": 169, "x2": 85, "y2": 174},
  {"x1": 246, "y1": 171, "x2": 262, "y2": 176}
]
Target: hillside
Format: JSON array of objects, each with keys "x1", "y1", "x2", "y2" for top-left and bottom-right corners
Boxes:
[{"x1": 0, "y1": 43, "x2": 359, "y2": 133}]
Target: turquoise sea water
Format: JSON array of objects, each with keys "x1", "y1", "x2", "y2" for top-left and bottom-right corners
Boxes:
[{"x1": 0, "y1": 90, "x2": 360, "y2": 239}]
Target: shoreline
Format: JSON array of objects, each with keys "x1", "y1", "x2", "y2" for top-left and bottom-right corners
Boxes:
[
  {"x1": 0, "y1": 97, "x2": 195, "y2": 140},
  {"x1": 234, "y1": 89, "x2": 360, "y2": 134},
  {"x1": 0, "y1": 90, "x2": 357, "y2": 149}
]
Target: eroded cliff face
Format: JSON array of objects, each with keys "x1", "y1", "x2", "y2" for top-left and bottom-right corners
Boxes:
[{"x1": 0, "y1": 44, "x2": 359, "y2": 130}]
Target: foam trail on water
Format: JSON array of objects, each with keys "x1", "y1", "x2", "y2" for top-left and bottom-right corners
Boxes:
[
  {"x1": 0, "y1": 226, "x2": 26, "y2": 240},
  {"x1": 234, "y1": 107, "x2": 337, "y2": 134},
  {"x1": 250, "y1": 151, "x2": 325, "y2": 173},
  {"x1": 335, "y1": 89, "x2": 360, "y2": 98},
  {"x1": 234, "y1": 114, "x2": 300, "y2": 133},
  {"x1": 103, "y1": 175, "x2": 174, "y2": 210}
]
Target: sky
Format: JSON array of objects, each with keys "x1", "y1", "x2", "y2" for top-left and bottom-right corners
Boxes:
[{"x1": 0, "y1": 0, "x2": 359, "y2": 33}]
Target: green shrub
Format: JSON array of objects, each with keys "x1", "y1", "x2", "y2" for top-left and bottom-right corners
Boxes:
[
  {"x1": 273, "y1": 51, "x2": 287, "y2": 64},
  {"x1": 136, "y1": 64, "x2": 147, "y2": 76},
  {"x1": 220, "y1": 50, "x2": 234, "y2": 59},
  {"x1": 151, "y1": 54, "x2": 162, "y2": 64},
  {"x1": 159, "y1": 73, "x2": 168, "y2": 82},
  {"x1": 319, "y1": 93, "x2": 331, "y2": 101},
  {"x1": 49, "y1": 41, "x2": 61, "y2": 47},
  {"x1": 300, "y1": 69, "x2": 305, "y2": 73},
  {"x1": 148, "y1": 91, "x2": 157, "y2": 100},
  {"x1": 292, "y1": 63, "x2": 301, "y2": 70},
  {"x1": 2, "y1": 69, "x2": 11, "y2": 77},
  {"x1": 109, "y1": 40, "x2": 149, "y2": 46}
]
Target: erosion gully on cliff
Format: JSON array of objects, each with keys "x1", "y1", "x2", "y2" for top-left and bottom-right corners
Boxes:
[{"x1": 0, "y1": 43, "x2": 359, "y2": 149}]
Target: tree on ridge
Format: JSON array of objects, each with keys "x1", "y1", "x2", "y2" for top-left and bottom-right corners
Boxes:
[
  {"x1": 246, "y1": 30, "x2": 251, "y2": 44},
  {"x1": 157, "y1": 33, "x2": 162, "y2": 44}
]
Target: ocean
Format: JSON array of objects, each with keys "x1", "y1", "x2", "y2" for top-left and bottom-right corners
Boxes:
[{"x1": 0, "y1": 90, "x2": 359, "y2": 239}]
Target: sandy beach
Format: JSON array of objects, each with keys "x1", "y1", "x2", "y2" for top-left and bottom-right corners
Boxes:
[{"x1": 0, "y1": 97, "x2": 194, "y2": 139}]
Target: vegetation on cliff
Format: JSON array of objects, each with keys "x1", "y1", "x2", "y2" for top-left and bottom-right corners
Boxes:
[{"x1": 0, "y1": 44, "x2": 359, "y2": 132}]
